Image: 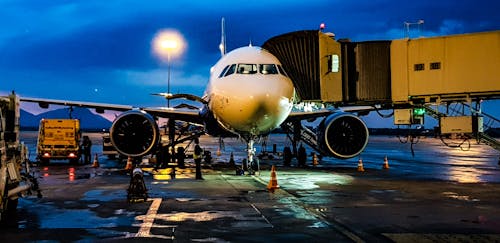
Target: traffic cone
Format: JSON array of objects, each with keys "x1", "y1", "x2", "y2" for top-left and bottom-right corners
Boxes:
[
  {"x1": 312, "y1": 153, "x2": 319, "y2": 167},
  {"x1": 125, "y1": 156, "x2": 133, "y2": 170},
  {"x1": 357, "y1": 157, "x2": 364, "y2": 172},
  {"x1": 382, "y1": 156, "x2": 390, "y2": 170},
  {"x1": 92, "y1": 153, "x2": 99, "y2": 168},
  {"x1": 267, "y1": 165, "x2": 280, "y2": 193}
]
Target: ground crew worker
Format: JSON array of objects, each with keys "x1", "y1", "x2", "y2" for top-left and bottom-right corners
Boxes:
[
  {"x1": 177, "y1": 146, "x2": 186, "y2": 168},
  {"x1": 82, "y1": 136, "x2": 92, "y2": 164},
  {"x1": 194, "y1": 138, "x2": 203, "y2": 179},
  {"x1": 283, "y1": 146, "x2": 292, "y2": 166},
  {"x1": 155, "y1": 145, "x2": 165, "y2": 170},
  {"x1": 297, "y1": 144, "x2": 307, "y2": 167},
  {"x1": 170, "y1": 146, "x2": 176, "y2": 165}
]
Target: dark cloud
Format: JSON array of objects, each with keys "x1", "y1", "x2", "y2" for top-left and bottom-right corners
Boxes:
[{"x1": 0, "y1": 0, "x2": 498, "y2": 108}]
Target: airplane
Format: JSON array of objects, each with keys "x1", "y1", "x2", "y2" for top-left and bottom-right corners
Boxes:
[{"x1": 17, "y1": 20, "x2": 370, "y2": 172}]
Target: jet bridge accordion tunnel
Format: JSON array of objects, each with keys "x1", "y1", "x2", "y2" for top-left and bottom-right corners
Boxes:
[
  {"x1": 263, "y1": 30, "x2": 500, "y2": 105},
  {"x1": 262, "y1": 30, "x2": 392, "y2": 105}
]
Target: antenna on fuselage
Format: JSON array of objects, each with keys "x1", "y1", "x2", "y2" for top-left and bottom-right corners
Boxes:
[{"x1": 219, "y1": 17, "x2": 226, "y2": 57}]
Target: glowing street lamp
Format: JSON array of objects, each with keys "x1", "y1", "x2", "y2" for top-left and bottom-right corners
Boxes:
[{"x1": 152, "y1": 29, "x2": 186, "y2": 107}]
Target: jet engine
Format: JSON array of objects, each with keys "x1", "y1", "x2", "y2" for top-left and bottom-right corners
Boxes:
[
  {"x1": 110, "y1": 110, "x2": 160, "y2": 157},
  {"x1": 317, "y1": 113, "x2": 369, "y2": 159}
]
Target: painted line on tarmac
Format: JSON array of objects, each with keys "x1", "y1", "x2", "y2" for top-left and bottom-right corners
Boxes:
[
  {"x1": 135, "y1": 198, "x2": 167, "y2": 238},
  {"x1": 250, "y1": 203, "x2": 274, "y2": 228},
  {"x1": 252, "y1": 174, "x2": 365, "y2": 243}
]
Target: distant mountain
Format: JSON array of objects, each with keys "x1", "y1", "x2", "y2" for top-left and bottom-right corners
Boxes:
[
  {"x1": 20, "y1": 107, "x2": 112, "y2": 131},
  {"x1": 20, "y1": 109, "x2": 39, "y2": 128}
]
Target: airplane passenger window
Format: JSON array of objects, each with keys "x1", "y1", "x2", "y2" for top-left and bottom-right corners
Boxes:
[
  {"x1": 237, "y1": 64, "x2": 257, "y2": 74},
  {"x1": 218, "y1": 65, "x2": 230, "y2": 78},
  {"x1": 277, "y1": 65, "x2": 289, "y2": 77},
  {"x1": 259, "y1": 64, "x2": 278, "y2": 74},
  {"x1": 224, "y1": 64, "x2": 236, "y2": 77}
]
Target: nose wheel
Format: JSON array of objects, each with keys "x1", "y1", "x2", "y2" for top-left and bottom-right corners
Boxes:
[{"x1": 244, "y1": 138, "x2": 260, "y2": 175}]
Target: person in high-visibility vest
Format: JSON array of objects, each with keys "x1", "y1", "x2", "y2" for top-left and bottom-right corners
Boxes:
[{"x1": 193, "y1": 138, "x2": 203, "y2": 180}]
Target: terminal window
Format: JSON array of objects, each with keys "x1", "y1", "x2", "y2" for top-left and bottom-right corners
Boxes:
[
  {"x1": 430, "y1": 62, "x2": 441, "y2": 70},
  {"x1": 414, "y1": 63, "x2": 425, "y2": 71}
]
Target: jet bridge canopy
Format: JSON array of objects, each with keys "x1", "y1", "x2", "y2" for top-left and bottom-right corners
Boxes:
[{"x1": 263, "y1": 30, "x2": 393, "y2": 105}]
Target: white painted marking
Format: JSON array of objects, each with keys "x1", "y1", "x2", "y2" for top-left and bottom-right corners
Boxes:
[
  {"x1": 135, "y1": 198, "x2": 163, "y2": 238},
  {"x1": 250, "y1": 203, "x2": 273, "y2": 228}
]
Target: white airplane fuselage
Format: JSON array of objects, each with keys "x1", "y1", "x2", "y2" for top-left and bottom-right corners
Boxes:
[{"x1": 204, "y1": 46, "x2": 295, "y2": 137}]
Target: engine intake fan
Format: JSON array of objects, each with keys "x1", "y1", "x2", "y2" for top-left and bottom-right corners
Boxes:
[
  {"x1": 110, "y1": 110, "x2": 160, "y2": 157},
  {"x1": 317, "y1": 113, "x2": 369, "y2": 159}
]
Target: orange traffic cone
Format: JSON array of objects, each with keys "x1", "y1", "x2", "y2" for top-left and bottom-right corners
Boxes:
[
  {"x1": 267, "y1": 165, "x2": 280, "y2": 193},
  {"x1": 382, "y1": 156, "x2": 389, "y2": 170},
  {"x1": 125, "y1": 156, "x2": 133, "y2": 170},
  {"x1": 92, "y1": 153, "x2": 99, "y2": 168},
  {"x1": 312, "y1": 153, "x2": 319, "y2": 167},
  {"x1": 357, "y1": 157, "x2": 364, "y2": 172}
]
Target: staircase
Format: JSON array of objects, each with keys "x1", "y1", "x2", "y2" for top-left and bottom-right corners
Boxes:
[
  {"x1": 424, "y1": 103, "x2": 500, "y2": 152},
  {"x1": 280, "y1": 122, "x2": 330, "y2": 156}
]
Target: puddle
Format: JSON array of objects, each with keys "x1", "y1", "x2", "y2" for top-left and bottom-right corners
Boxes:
[
  {"x1": 308, "y1": 221, "x2": 329, "y2": 228},
  {"x1": 275, "y1": 198, "x2": 317, "y2": 220},
  {"x1": 278, "y1": 174, "x2": 353, "y2": 190},
  {"x1": 442, "y1": 191, "x2": 480, "y2": 202},
  {"x1": 135, "y1": 210, "x2": 262, "y2": 223},
  {"x1": 83, "y1": 189, "x2": 127, "y2": 202}
]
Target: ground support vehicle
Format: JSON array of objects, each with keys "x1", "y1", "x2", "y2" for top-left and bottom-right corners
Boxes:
[
  {"x1": 37, "y1": 119, "x2": 81, "y2": 164},
  {"x1": 0, "y1": 92, "x2": 41, "y2": 223}
]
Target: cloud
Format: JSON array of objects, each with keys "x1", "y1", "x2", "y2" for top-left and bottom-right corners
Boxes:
[
  {"x1": 115, "y1": 68, "x2": 209, "y2": 90},
  {"x1": 1, "y1": 0, "x2": 498, "y2": 114}
]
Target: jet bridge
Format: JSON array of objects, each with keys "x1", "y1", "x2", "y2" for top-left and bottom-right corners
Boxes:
[
  {"x1": 262, "y1": 30, "x2": 393, "y2": 105},
  {"x1": 263, "y1": 30, "x2": 500, "y2": 153},
  {"x1": 263, "y1": 30, "x2": 500, "y2": 105}
]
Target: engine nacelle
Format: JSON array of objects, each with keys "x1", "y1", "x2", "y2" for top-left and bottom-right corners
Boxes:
[
  {"x1": 317, "y1": 113, "x2": 369, "y2": 159},
  {"x1": 110, "y1": 110, "x2": 160, "y2": 157}
]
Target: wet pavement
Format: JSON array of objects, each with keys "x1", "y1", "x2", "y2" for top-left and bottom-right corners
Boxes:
[{"x1": 1, "y1": 132, "x2": 499, "y2": 242}]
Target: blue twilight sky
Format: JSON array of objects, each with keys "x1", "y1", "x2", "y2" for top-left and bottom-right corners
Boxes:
[{"x1": 1, "y1": 0, "x2": 499, "y2": 126}]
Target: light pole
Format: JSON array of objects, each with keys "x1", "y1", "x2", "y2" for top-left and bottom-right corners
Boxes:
[
  {"x1": 160, "y1": 39, "x2": 177, "y2": 107},
  {"x1": 404, "y1": 19, "x2": 424, "y2": 38},
  {"x1": 152, "y1": 29, "x2": 186, "y2": 107}
]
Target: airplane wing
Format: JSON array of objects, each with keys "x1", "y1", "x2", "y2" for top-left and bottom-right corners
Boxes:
[
  {"x1": 19, "y1": 97, "x2": 203, "y2": 124},
  {"x1": 286, "y1": 105, "x2": 377, "y2": 122},
  {"x1": 286, "y1": 109, "x2": 333, "y2": 122}
]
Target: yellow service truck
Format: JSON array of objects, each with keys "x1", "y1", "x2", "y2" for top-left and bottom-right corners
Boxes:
[
  {"x1": 37, "y1": 119, "x2": 81, "y2": 164},
  {"x1": 0, "y1": 92, "x2": 41, "y2": 223}
]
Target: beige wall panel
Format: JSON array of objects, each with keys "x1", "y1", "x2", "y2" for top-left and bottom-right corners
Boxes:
[{"x1": 319, "y1": 34, "x2": 343, "y2": 102}]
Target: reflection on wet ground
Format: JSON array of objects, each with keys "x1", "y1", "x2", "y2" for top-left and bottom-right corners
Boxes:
[{"x1": 4, "y1": 132, "x2": 499, "y2": 242}]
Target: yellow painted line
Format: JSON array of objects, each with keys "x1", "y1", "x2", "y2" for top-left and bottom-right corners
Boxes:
[{"x1": 135, "y1": 198, "x2": 162, "y2": 237}]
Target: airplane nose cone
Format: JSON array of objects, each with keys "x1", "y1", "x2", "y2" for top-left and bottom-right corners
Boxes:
[{"x1": 211, "y1": 76, "x2": 294, "y2": 135}]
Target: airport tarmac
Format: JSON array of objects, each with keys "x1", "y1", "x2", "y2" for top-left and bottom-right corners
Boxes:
[{"x1": 1, "y1": 132, "x2": 500, "y2": 242}]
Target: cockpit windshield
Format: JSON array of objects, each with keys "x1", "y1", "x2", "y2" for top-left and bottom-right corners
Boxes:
[
  {"x1": 260, "y1": 64, "x2": 278, "y2": 74},
  {"x1": 237, "y1": 64, "x2": 258, "y2": 74},
  {"x1": 219, "y1": 63, "x2": 288, "y2": 77}
]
